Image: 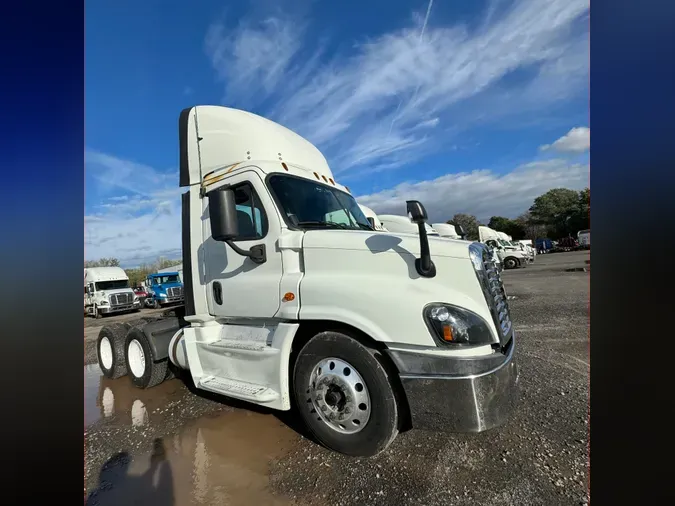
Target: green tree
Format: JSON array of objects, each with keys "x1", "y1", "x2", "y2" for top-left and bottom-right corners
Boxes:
[
  {"x1": 84, "y1": 257, "x2": 120, "y2": 268},
  {"x1": 487, "y1": 216, "x2": 526, "y2": 240},
  {"x1": 529, "y1": 188, "x2": 588, "y2": 238},
  {"x1": 448, "y1": 213, "x2": 480, "y2": 241},
  {"x1": 124, "y1": 256, "x2": 182, "y2": 288},
  {"x1": 515, "y1": 212, "x2": 547, "y2": 240}
]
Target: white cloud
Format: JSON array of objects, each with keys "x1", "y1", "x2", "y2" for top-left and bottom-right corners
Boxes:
[
  {"x1": 540, "y1": 126, "x2": 590, "y2": 153},
  {"x1": 205, "y1": 0, "x2": 589, "y2": 174},
  {"x1": 357, "y1": 158, "x2": 589, "y2": 222},
  {"x1": 85, "y1": 152, "x2": 588, "y2": 265},
  {"x1": 85, "y1": 150, "x2": 183, "y2": 266}
]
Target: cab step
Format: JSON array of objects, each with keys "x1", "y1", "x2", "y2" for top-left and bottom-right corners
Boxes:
[
  {"x1": 205, "y1": 339, "x2": 268, "y2": 351},
  {"x1": 198, "y1": 375, "x2": 280, "y2": 403}
]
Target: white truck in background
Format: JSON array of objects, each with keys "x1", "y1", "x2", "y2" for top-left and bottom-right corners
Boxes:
[
  {"x1": 358, "y1": 204, "x2": 388, "y2": 231},
  {"x1": 496, "y1": 232, "x2": 534, "y2": 263},
  {"x1": 577, "y1": 229, "x2": 590, "y2": 249},
  {"x1": 84, "y1": 267, "x2": 141, "y2": 318},
  {"x1": 378, "y1": 214, "x2": 441, "y2": 236},
  {"x1": 515, "y1": 239, "x2": 536, "y2": 260},
  {"x1": 479, "y1": 226, "x2": 529, "y2": 269},
  {"x1": 96, "y1": 106, "x2": 517, "y2": 457}
]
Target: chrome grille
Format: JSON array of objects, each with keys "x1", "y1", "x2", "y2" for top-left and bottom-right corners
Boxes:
[
  {"x1": 168, "y1": 286, "x2": 183, "y2": 298},
  {"x1": 110, "y1": 293, "x2": 133, "y2": 306},
  {"x1": 477, "y1": 245, "x2": 513, "y2": 344}
]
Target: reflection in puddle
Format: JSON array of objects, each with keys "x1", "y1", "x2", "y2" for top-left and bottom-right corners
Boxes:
[
  {"x1": 84, "y1": 364, "x2": 183, "y2": 428},
  {"x1": 87, "y1": 409, "x2": 297, "y2": 505}
]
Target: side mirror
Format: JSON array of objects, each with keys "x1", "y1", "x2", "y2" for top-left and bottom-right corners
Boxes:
[
  {"x1": 455, "y1": 224, "x2": 466, "y2": 236},
  {"x1": 405, "y1": 200, "x2": 436, "y2": 278},
  {"x1": 207, "y1": 186, "x2": 267, "y2": 264},
  {"x1": 406, "y1": 200, "x2": 428, "y2": 224},
  {"x1": 208, "y1": 188, "x2": 239, "y2": 241}
]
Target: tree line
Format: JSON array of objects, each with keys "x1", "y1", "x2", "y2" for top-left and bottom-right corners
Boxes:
[
  {"x1": 448, "y1": 187, "x2": 590, "y2": 242},
  {"x1": 84, "y1": 257, "x2": 182, "y2": 287}
]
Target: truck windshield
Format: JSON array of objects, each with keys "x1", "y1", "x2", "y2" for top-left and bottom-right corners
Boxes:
[
  {"x1": 268, "y1": 175, "x2": 373, "y2": 231},
  {"x1": 153, "y1": 275, "x2": 180, "y2": 284},
  {"x1": 95, "y1": 280, "x2": 129, "y2": 291}
]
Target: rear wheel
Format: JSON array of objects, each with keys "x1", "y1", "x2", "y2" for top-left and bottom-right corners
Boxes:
[
  {"x1": 97, "y1": 323, "x2": 129, "y2": 379},
  {"x1": 124, "y1": 327, "x2": 168, "y2": 389},
  {"x1": 293, "y1": 331, "x2": 399, "y2": 457}
]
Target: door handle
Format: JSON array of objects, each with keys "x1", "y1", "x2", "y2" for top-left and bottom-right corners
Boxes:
[{"x1": 213, "y1": 282, "x2": 223, "y2": 305}]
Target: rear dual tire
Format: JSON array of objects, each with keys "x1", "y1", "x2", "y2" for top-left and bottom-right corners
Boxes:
[
  {"x1": 124, "y1": 327, "x2": 169, "y2": 389},
  {"x1": 293, "y1": 331, "x2": 400, "y2": 457},
  {"x1": 97, "y1": 323, "x2": 129, "y2": 379}
]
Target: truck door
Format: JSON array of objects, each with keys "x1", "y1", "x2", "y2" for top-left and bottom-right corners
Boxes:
[{"x1": 204, "y1": 170, "x2": 284, "y2": 318}]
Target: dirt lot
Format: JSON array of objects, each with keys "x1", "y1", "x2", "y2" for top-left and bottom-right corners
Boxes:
[{"x1": 84, "y1": 251, "x2": 589, "y2": 506}]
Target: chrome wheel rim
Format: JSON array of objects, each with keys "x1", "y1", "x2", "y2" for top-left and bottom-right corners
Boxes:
[{"x1": 307, "y1": 357, "x2": 371, "y2": 434}]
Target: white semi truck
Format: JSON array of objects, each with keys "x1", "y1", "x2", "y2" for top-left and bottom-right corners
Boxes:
[
  {"x1": 358, "y1": 204, "x2": 388, "y2": 231},
  {"x1": 496, "y1": 232, "x2": 534, "y2": 263},
  {"x1": 84, "y1": 267, "x2": 141, "y2": 318},
  {"x1": 96, "y1": 106, "x2": 517, "y2": 457},
  {"x1": 478, "y1": 226, "x2": 528, "y2": 269},
  {"x1": 378, "y1": 214, "x2": 440, "y2": 236}
]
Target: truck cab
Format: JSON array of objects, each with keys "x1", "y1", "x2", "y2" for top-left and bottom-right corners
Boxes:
[
  {"x1": 145, "y1": 272, "x2": 184, "y2": 309},
  {"x1": 96, "y1": 106, "x2": 518, "y2": 457},
  {"x1": 84, "y1": 267, "x2": 140, "y2": 318}
]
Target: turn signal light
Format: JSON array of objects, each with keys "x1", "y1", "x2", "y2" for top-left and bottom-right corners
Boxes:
[{"x1": 442, "y1": 325, "x2": 454, "y2": 341}]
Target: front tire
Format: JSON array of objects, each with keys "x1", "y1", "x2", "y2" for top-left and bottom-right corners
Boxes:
[
  {"x1": 293, "y1": 331, "x2": 399, "y2": 457},
  {"x1": 97, "y1": 323, "x2": 129, "y2": 379},
  {"x1": 504, "y1": 257, "x2": 519, "y2": 269},
  {"x1": 152, "y1": 299, "x2": 161, "y2": 310},
  {"x1": 124, "y1": 327, "x2": 168, "y2": 389}
]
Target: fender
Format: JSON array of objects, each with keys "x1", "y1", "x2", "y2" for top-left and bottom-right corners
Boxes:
[{"x1": 138, "y1": 317, "x2": 187, "y2": 360}]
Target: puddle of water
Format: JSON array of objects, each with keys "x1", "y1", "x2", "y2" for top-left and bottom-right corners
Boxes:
[
  {"x1": 84, "y1": 365, "x2": 185, "y2": 429},
  {"x1": 86, "y1": 410, "x2": 297, "y2": 506}
]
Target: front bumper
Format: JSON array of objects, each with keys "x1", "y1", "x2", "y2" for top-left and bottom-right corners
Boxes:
[
  {"x1": 100, "y1": 301, "x2": 141, "y2": 314},
  {"x1": 385, "y1": 335, "x2": 519, "y2": 433}
]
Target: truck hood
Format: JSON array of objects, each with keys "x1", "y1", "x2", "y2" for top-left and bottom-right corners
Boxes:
[
  {"x1": 99, "y1": 288, "x2": 134, "y2": 296},
  {"x1": 302, "y1": 229, "x2": 471, "y2": 259}
]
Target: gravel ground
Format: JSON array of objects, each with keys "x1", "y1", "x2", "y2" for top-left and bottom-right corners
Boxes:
[{"x1": 84, "y1": 251, "x2": 589, "y2": 506}]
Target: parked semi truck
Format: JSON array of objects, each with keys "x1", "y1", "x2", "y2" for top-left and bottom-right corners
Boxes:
[
  {"x1": 478, "y1": 226, "x2": 528, "y2": 269},
  {"x1": 145, "y1": 272, "x2": 185, "y2": 309},
  {"x1": 85, "y1": 267, "x2": 141, "y2": 318},
  {"x1": 378, "y1": 214, "x2": 441, "y2": 236},
  {"x1": 358, "y1": 204, "x2": 388, "y2": 231},
  {"x1": 577, "y1": 229, "x2": 590, "y2": 249},
  {"x1": 96, "y1": 106, "x2": 517, "y2": 457}
]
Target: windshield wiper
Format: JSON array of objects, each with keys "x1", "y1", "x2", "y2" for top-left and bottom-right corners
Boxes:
[{"x1": 296, "y1": 220, "x2": 352, "y2": 230}]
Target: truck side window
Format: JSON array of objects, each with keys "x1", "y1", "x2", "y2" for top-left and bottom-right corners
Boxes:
[{"x1": 231, "y1": 183, "x2": 268, "y2": 240}]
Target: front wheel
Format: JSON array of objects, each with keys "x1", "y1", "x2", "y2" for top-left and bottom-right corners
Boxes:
[
  {"x1": 124, "y1": 327, "x2": 168, "y2": 389},
  {"x1": 504, "y1": 257, "x2": 519, "y2": 269},
  {"x1": 152, "y1": 299, "x2": 161, "y2": 310},
  {"x1": 293, "y1": 331, "x2": 399, "y2": 457}
]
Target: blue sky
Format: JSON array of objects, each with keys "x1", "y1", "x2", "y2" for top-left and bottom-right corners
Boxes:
[{"x1": 85, "y1": 0, "x2": 589, "y2": 266}]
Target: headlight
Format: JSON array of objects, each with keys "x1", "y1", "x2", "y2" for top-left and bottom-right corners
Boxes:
[
  {"x1": 424, "y1": 303, "x2": 496, "y2": 346},
  {"x1": 99, "y1": 300, "x2": 109, "y2": 306},
  {"x1": 159, "y1": 293, "x2": 167, "y2": 298}
]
